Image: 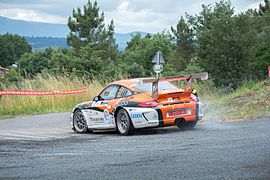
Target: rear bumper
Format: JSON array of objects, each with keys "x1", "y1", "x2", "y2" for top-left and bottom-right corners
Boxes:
[
  {"x1": 196, "y1": 102, "x2": 204, "y2": 121},
  {"x1": 126, "y1": 101, "x2": 203, "y2": 129},
  {"x1": 158, "y1": 101, "x2": 201, "y2": 126},
  {"x1": 125, "y1": 107, "x2": 160, "y2": 129}
]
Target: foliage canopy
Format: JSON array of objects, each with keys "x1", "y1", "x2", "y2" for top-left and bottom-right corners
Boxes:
[{"x1": 2, "y1": 0, "x2": 270, "y2": 89}]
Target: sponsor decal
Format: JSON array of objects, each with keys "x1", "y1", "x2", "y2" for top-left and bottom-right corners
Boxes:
[
  {"x1": 90, "y1": 117, "x2": 104, "y2": 123},
  {"x1": 130, "y1": 114, "x2": 143, "y2": 119},
  {"x1": 103, "y1": 109, "x2": 110, "y2": 121},
  {"x1": 116, "y1": 99, "x2": 128, "y2": 107},
  {"x1": 134, "y1": 121, "x2": 143, "y2": 124}
]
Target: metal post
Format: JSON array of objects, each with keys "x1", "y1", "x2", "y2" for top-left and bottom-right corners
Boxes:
[
  {"x1": 156, "y1": 72, "x2": 159, "y2": 79},
  {"x1": 52, "y1": 94, "x2": 56, "y2": 111}
]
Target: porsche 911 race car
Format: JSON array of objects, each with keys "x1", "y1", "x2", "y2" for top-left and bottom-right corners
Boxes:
[{"x1": 70, "y1": 72, "x2": 208, "y2": 135}]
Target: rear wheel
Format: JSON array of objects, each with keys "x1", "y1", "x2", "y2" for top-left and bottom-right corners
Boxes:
[
  {"x1": 116, "y1": 109, "x2": 134, "y2": 135},
  {"x1": 176, "y1": 119, "x2": 197, "y2": 130},
  {"x1": 73, "y1": 109, "x2": 89, "y2": 133},
  {"x1": 184, "y1": 121, "x2": 197, "y2": 129}
]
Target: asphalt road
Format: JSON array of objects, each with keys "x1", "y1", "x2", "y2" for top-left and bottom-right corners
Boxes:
[{"x1": 0, "y1": 113, "x2": 270, "y2": 180}]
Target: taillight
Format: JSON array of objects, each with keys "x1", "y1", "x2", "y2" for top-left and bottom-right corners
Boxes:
[{"x1": 137, "y1": 101, "x2": 159, "y2": 107}]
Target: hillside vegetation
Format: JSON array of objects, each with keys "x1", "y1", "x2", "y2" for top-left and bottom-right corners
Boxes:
[{"x1": 221, "y1": 79, "x2": 270, "y2": 120}]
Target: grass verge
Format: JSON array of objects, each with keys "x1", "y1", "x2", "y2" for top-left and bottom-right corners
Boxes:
[
  {"x1": 0, "y1": 74, "x2": 104, "y2": 119},
  {"x1": 220, "y1": 79, "x2": 270, "y2": 121}
]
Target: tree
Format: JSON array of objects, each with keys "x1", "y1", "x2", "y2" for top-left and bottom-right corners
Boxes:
[
  {"x1": 122, "y1": 32, "x2": 175, "y2": 77},
  {"x1": 258, "y1": 0, "x2": 270, "y2": 16},
  {"x1": 188, "y1": 1, "x2": 258, "y2": 88},
  {"x1": 248, "y1": 0, "x2": 270, "y2": 79},
  {"x1": 18, "y1": 48, "x2": 54, "y2": 76},
  {"x1": 250, "y1": 43, "x2": 270, "y2": 78},
  {"x1": 67, "y1": 0, "x2": 115, "y2": 50},
  {"x1": 64, "y1": 0, "x2": 119, "y2": 78},
  {"x1": 3, "y1": 69, "x2": 22, "y2": 84},
  {"x1": 49, "y1": 48, "x2": 81, "y2": 75},
  {"x1": 0, "y1": 34, "x2": 31, "y2": 68},
  {"x1": 123, "y1": 34, "x2": 154, "y2": 75},
  {"x1": 171, "y1": 16, "x2": 195, "y2": 70}
]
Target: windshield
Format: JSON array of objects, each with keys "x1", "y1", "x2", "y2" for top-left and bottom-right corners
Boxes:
[{"x1": 132, "y1": 81, "x2": 179, "y2": 93}]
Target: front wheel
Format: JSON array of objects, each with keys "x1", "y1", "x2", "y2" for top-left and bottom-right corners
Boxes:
[
  {"x1": 73, "y1": 110, "x2": 89, "y2": 133},
  {"x1": 116, "y1": 109, "x2": 134, "y2": 135}
]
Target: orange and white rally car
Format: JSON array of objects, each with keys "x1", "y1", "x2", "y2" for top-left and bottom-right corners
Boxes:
[{"x1": 70, "y1": 72, "x2": 208, "y2": 135}]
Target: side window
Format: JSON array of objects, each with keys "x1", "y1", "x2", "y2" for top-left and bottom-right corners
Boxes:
[
  {"x1": 99, "y1": 85, "x2": 119, "y2": 100},
  {"x1": 117, "y1": 86, "x2": 132, "y2": 98}
]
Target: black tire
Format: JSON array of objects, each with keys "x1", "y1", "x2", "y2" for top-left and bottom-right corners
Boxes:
[
  {"x1": 116, "y1": 109, "x2": 134, "y2": 135},
  {"x1": 177, "y1": 120, "x2": 197, "y2": 130},
  {"x1": 185, "y1": 121, "x2": 197, "y2": 129},
  {"x1": 73, "y1": 109, "x2": 89, "y2": 133}
]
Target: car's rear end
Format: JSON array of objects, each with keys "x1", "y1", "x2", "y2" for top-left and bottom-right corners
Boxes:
[
  {"x1": 156, "y1": 89, "x2": 203, "y2": 127},
  {"x1": 128, "y1": 79, "x2": 204, "y2": 129}
]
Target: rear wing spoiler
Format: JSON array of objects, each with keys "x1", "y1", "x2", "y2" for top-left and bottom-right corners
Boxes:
[{"x1": 142, "y1": 72, "x2": 208, "y2": 99}]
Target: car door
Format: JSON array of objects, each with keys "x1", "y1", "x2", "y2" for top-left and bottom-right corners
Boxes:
[{"x1": 88, "y1": 84, "x2": 120, "y2": 128}]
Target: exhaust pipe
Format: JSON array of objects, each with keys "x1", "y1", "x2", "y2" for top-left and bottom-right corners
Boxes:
[{"x1": 174, "y1": 118, "x2": 185, "y2": 126}]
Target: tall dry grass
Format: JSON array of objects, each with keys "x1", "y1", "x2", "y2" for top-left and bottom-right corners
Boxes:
[{"x1": 0, "y1": 74, "x2": 104, "y2": 118}]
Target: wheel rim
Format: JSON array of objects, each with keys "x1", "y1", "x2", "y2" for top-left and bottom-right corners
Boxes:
[
  {"x1": 117, "y1": 111, "x2": 129, "y2": 133},
  {"x1": 74, "y1": 111, "x2": 86, "y2": 131}
]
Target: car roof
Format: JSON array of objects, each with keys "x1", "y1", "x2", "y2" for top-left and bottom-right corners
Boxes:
[{"x1": 109, "y1": 78, "x2": 154, "y2": 91}]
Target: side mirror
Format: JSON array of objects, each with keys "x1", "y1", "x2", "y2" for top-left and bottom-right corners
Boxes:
[{"x1": 93, "y1": 96, "x2": 99, "y2": 102}]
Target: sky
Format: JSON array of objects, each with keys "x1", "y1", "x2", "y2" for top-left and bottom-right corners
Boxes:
[{"x1": 0, "y1": 0, "x2": 262, "y2": 33}]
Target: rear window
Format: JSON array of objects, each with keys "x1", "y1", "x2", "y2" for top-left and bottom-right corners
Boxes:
[{"x1": 132, "y1": 81, "x2": 179, "y2": 93}]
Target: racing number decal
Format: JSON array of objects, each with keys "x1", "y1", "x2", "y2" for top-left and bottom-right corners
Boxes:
[{"x1": 116, "y1": 98, "x2": 128, "y2": 107}]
